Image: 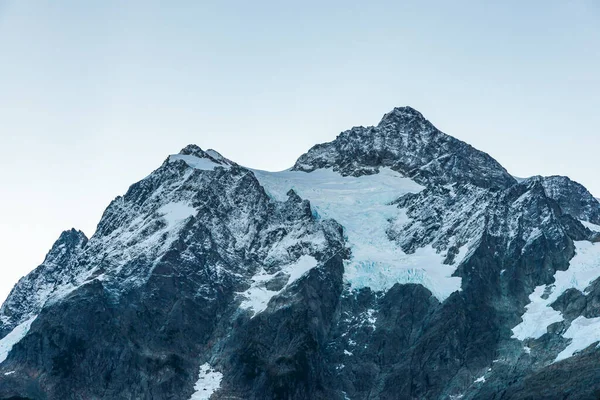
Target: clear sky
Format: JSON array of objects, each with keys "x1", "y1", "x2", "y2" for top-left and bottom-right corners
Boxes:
[{"x1": 0, "y1": 0, "x2": 598, "y2": 303}]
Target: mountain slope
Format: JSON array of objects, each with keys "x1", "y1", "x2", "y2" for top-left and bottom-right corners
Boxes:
[{"x1": 1, "y1": 107, "x2": 599, "y2": 400}]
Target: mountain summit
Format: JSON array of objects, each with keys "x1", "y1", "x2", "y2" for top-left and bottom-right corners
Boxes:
[
  {"x1": 293, "y1": 106, "x2": 516, "y2": 189},
  {"x1": 1, "y1": 107, "x2": 600, "y2": 399}
]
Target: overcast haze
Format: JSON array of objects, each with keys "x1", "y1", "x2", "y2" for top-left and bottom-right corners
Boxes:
[{"x1": 0, "y1": 0, "x2": 599, "y2": 303}]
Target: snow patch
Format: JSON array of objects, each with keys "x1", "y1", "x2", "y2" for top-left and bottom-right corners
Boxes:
[
  {"x1": 512, "y1": 241, "x2": 600, "y2": 341},
  {"x1": 253, "y1": 168, "x2": 461, "y2": 301},
  {"x1": 158, "y1": 202, "x2": 197, "y2": 227},
  {"x1": 0, "y1": 316, "x2": 36, "y2": 364},
  {"x1": 580, "y1": 220, "x2": 600, "y2": 232},
  {"x1": 511, "y1": 285, "x2": 563, "y2": 340},
  {"x1": 555, "y1": 316, "x2": 600, "y2": 362},
  {"x1": 169, "y1": 154, "x2": 230, "y2": 171},
  {"x1": 239, "y1": 255, "x2": 318, "y2": 316},
  {"x1": 205, "y1": 149, "x2": 225, "y2": 162},
  {"x1": 474, "y1": 376, "x2": 486, "y2": 383},
  {"x1": 190, "y1": 363, "x2": 223, "y2": 400},
  {"x1": 3, "y1": 371, "x2": 15, "y2": 376}
]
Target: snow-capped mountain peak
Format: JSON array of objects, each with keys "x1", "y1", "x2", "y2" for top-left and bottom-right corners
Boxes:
[
  {"x1": 292, "y1": 106, "x2": 516, "y2": 190},
  {"x1": 170, "y1": 144, "x2": 237, "y2": 171},
  {"x1": 377, "y1": 105, "x2": 429, "y2": 127},
  {"x1": 2, "y1": 107, "x2": 600, "y2": 400}
]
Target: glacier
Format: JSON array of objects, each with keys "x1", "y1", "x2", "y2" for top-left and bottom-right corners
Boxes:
[{"x1": 253, "y1": 167, "x2": 463, "y2": 301}]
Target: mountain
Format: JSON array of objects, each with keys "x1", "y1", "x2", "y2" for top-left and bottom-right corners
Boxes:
[{"x1": 1, "y1": 107, "x2": 600, "y2": 399}]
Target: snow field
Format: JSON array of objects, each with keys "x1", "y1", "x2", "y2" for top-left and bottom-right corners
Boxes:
[{"x1": 253, "y1": 167, "x2": 463, "y2": 301}]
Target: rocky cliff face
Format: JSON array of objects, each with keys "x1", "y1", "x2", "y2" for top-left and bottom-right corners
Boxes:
[
  {"x1": 1, "y1": 107, "x2": 599, "y2": 400},
  {"x1": 293, "y1": 107, "x2": 516, "y2": 190}
]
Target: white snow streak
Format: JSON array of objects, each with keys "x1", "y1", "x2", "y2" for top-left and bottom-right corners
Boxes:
[
  {"x1": 239, "y1": 255, "x2": 318, "y2": 316},
  {"x1": 512, "y1": 241, "x2": 600, "y2": 347},
  {"x1": 0, "y1": 316, "x2": 36, "y2": 364},
  {"x1": 580, "y1": 220, "x2": 600, "y2": 233}
]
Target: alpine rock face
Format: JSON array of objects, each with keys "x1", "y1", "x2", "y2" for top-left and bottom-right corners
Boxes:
[{"x1": 1, "y1": 107, "x2": 599, "y2": 399}]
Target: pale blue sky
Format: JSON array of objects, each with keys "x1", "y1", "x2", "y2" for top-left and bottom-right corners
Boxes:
[{"x1": 0, "y1": 1, "x2": 598, "y2": 302}]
